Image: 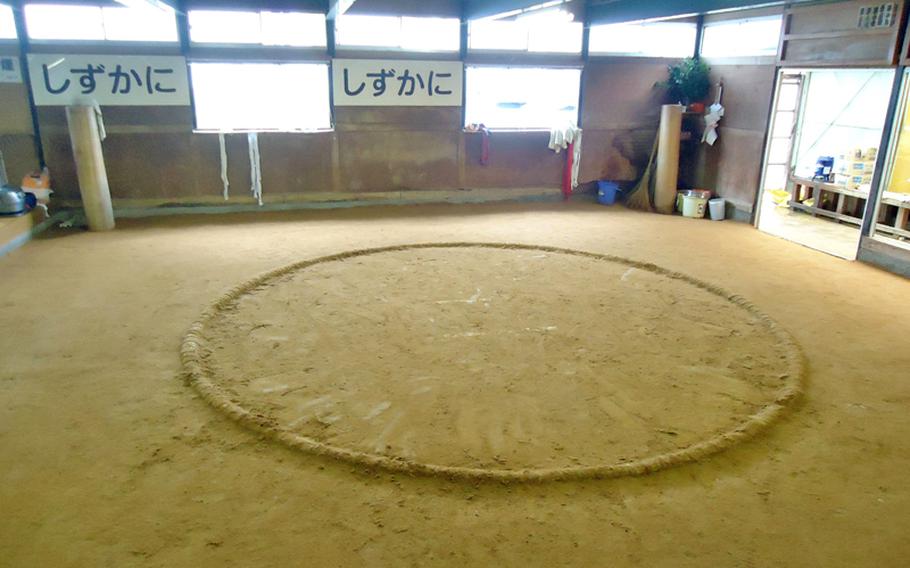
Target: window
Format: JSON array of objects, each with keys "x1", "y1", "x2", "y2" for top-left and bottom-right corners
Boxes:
[
  {"x1": 468, "y1": 9, "x2": 582, "y2": 54},
  {"x1": 335, "y1": 15, "x2": 459, "y2": 51},
  {"x1": 24, "y1": 4, "x2": 177, "y2": 42},
  {"x1": 701, "y1": 16, "x2": 782, "y2": 58},
  {"x1": 464, "y1": 66, "x2": 581, "y2": 129},
  {"x1": 190, "y1": 62, "x2": 331, "y2": 132},
  {"x1": 589, "y1": 21, "x2": 697, "y2": 58},
  {"x1": 188, "y1": 10, "x2": 326, "y2": 47},
  {"x1": 0, "y1": 3, "x2": 16, "y2": 40},
  {"x1": 101, "y1": 6, "x2": 178, "y2": 42}
]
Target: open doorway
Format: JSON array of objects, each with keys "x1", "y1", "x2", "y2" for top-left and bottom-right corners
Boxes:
[
  {"x1": 870, "y1": 68, "x2": 910, "y2": 250},
  {"x1": 756, "y1": 68, "x2": 895, "y2": 259}
]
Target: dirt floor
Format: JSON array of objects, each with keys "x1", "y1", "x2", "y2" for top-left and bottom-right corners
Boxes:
[
  {"x1": 1, "y1": 201, "x2": 908, "y2": 567},
  {"x1": 200, "y1": 244, "x2": 796, "y2": 478}
]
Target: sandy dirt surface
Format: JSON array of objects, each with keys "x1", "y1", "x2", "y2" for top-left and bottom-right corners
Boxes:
[
  {"x1": 1, "y1": 202, "x2": 908, "y2": 567},
  {"x1": 202, "y1": 245, "x2": 793, "y2": 475}
]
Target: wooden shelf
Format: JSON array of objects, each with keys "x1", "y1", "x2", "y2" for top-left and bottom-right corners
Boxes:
[{"x1": 787, "y1": 176, "x2": 910, "y2": 237}]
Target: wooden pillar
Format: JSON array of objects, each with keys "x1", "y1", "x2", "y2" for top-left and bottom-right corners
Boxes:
[
  {"x1": 65, "y1": 105, "x2": 114, "y2": 231},
  {"x1": 654, "y1": 104, "x2": 683, "y2": 214}
]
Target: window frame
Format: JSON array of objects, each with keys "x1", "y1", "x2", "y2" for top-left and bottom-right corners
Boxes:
[
  {"x1": 22, "y1": 3, "x2": 179, "y2": 44},
  {"x1": 463, "y1": 63, "x2": 583, "y2": 132},
  {"x1": 187, "y1": 58, "x2": 334, "y2": 134},
  {"x1": 699, "y1": 14, "x2": 783, "y2": 59},
  {"x1": 466, "y1": 13, "x2": 584, "y2": 56},
  {"x1": 334, "y1": 14, "x2": 461, "y2": 53},
  {"x1": 587, "y1": 19, "x2": 699, "y2": 59},
  {"x1": 0, "y1": 3, "x2": 17, "y2": 42},
  {"x1": 186, "y1": 9, "x2": 327, "y2": 50}
]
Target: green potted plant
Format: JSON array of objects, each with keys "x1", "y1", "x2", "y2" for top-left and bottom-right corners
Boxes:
[{"x1": 662, "y1": 57, "x2": 711, "y2": 113}]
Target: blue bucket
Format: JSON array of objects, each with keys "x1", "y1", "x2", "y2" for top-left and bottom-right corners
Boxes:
[{"x1": 597, "y1": 181, "x2": 620, "y2": 205}]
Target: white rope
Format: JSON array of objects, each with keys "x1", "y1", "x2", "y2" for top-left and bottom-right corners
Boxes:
[{"x1": 218, "y1": 133, "x2": 229, "y2": 201}]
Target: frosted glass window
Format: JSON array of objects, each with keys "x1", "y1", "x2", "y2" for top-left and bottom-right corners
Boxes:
[
  {"x1": 589, "y1": 21, "x2": 697, "y2": 57},
  {"x1": 335, "y1": 15, "x2": 400, "y2": 48},
  {"x1": 701, "y1": 16, "x2": 782, "y2": 57},
  {"x1": 189, "y1": 10, "x2": 326, "y2": 47},
  {"x1": 469, "y1": 10, "x2": 582, "y2": 54},
  {"x1": 25, "y1": 5, "x2": 105, "y2": 41},
  {"x1": 25, "y1": 4, "x2": 177, "y2": 42},
  {"x1": 336, "y1": 15, "x2": 459, "y2": 51},
  {"x1": 101, "y1": 7, "x2": 177, "y2": 42},
  {"x1": 261, "y1": 11, "x2": 326, "y2": 47},
  {"x1": 189, "y1": 10, "x2": 260, "y2": 44},
  {"x1": 190, "y1": 63, "x2": 331, "y2": 132},
  {"x1": 0, "y1": 4, "x2": 16, "y2": 40},
  {"x1": 469, "y1": 19, "x2": 528, "y2": 51},
  {"x1": 465, "y1": 66, "x2": 581, "y2": 129},
  {"x1": 400, "y1": 17, "x2": 460, "y2": 52}
]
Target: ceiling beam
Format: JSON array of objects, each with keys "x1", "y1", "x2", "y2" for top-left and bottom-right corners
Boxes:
[
  {"x1": 463, "y1": 0, "x2": 556, "y2": 20},
  {"x1": 327, "y1": 0, "x2": 356, "y2": 18},
  {"x1": 587, "y1": 0, "x2": 786, "y2": 25}
]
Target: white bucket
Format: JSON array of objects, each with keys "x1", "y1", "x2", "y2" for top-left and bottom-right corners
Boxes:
[
  {"x1": 708, "y1": 198, "x2": 726, "y2": 221},
  {"x1": 681, "y1": 194, "x2": 708, "y2": 218}
]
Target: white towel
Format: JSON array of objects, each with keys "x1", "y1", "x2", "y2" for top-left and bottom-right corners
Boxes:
[
  {"x1": 548, "y1": 123, "x2": 583, "y2": 189},
  {"x1": 702, "y1": 103, "x2": 725, "y2": 146},
  {"x1": 571, "y1": 130, "x2": 582, "y2": 189}
]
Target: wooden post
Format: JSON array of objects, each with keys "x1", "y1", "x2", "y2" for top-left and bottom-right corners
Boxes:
[
  {"x1": 66, "y1": 105, "x2": 114, "y2": 231},
  {"x1": 654, "y1": 104, "x2": 683, "y2": 215}
]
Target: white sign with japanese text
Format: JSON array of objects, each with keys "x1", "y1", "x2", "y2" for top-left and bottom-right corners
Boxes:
[
  {"x1": 0, "y1": 56, "x2": 22, "y2": 83},
  {"x1": 27, "y1": 54, "x2": 190, "y2": 106},
  {"x1": 332, "y1": 59, "x2": 462, "y2": 107}
]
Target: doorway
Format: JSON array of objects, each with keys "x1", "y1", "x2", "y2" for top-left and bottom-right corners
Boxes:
[{"x1": 755, "y1": 68, "x2": 895, "y2": 259}]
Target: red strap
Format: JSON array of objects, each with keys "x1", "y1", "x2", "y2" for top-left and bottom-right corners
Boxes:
[{"x1": 562, "y1": 142, "x2": 574, "y2": 200}]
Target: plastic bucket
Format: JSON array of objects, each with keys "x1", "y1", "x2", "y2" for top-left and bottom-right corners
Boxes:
[
  {"x1": 708, "y1": 198, "x2": 726, "y2": 220},
  {"x1": 597, "y1": 181, "x2": 620, "y2": 205},
  {"x1": 681, "y1": 192, "x2": 708, "y2": 218}
]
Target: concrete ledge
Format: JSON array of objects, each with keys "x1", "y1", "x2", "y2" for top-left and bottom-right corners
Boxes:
[
  {"x1": 858, "y1": 236, "x2": 910, "y2": 278},
  {"x1": 59, "y1": 187, "x2": 566, "y2": 219},
  {"x1": 0, "y1": 209, "x2": 69, "y2": 258}
]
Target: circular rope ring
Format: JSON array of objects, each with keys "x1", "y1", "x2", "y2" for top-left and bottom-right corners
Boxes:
[{"x1": 180, "y1": 243, "x2": 805, "y2": 482}]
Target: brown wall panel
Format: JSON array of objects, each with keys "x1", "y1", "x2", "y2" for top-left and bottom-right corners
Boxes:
[
  {"x1": 0, "y1": 134, "x2": 39, "y2": 184},
  {"x1": 707, "y1": 128, "x2": 767, "y2": 208},
  {"x1": 579, "y1": 128, "x2": 655, "y2": 184},
  {"x1": 339, "y1": 130, "x2": 460, "y2": 191},
  {"x1": 582, "y1": 59, "x2": 668, "y2": 130},
  {"x1": 0, "y1": 79, "x2": 39, "y2": 183},
  {"x1": 696, "y1": 63, "x2": 776, "y2": 213},
  {"x1": 259, "y1": 132, "x2": 334, "y2": 194},
  {"x1": 464, "y1": 131, "x2": 563, "y2": 188}
]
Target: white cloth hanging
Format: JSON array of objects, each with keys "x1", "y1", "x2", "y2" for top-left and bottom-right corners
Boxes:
[
  {"x1": 247, "y1": 132, "x2": 262, "y2": 206},
  {"x1": 702, "y1": 83, "x2": 725, "y2": 146},
  {"x1": 702, "y1": 103, "x2": 725, "y2": 146},
  {"x1": 548, "y1": 122, "x2": 583, "y2": 190},
  {"x1": 548, "y1": 122, "x2": 581, "y2": 153},
  {"x1": 571, "y1": 130, "x2": 582, "y2": 189},
  {"x1": 218, "y1": 133, "x2": 229, "y2": 201}
]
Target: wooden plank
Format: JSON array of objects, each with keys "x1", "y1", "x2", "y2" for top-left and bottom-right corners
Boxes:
[
  {"x1": 895, "y1": 205, "x2": 910, "y2": 230},
  {"x1": 783, "y1": 28, "x2": 895, "y2": 41},
  {"x1": 790, "y1": 175, "x2": 870, "y2": 198},
  {"x1": 876, "y1": 222, "x2": 910, "y2": 238},
  {"x1": 789, "y1": 200, "x2": 864, "y2": 225},
  {"x1": 780, "y1": 0, "x2": 908, "y2": 66}
]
